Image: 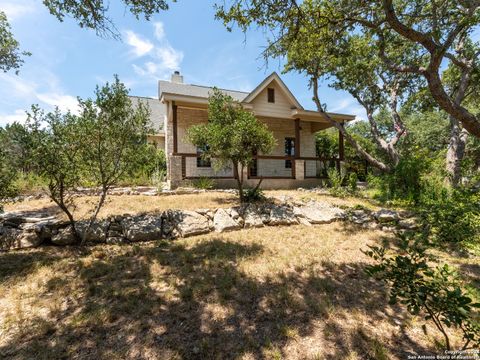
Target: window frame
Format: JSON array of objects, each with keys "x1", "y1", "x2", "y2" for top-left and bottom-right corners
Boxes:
[{"x1": 284, "y1": 137, "x2": 295, "y2": 169}]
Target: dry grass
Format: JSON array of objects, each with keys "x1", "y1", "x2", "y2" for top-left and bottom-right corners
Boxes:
[
  {"x1": 4, "y1": 192, "x2": 239, "y2": 220},
  {"x1": 0, "y1": 222, "x2": 474, "y2": 360},
  {"x1": 4, "y1": 190, "x2": 378, "y2": 220}
]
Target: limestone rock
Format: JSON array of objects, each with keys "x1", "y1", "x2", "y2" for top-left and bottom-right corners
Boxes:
[
  {"x1": 163, "y1": 210, "x2": 211, "y2": 238},
  {"x1": 121, "y1": 215, "x2": 163, "y2": 242},
  {"x1": 294, "y1": 201, "x2": 345, "y2": 224},
  {"x1": 76, "y1": 221, "x2": 108, "y2": 243},
  {"x1": 374, "y1": 209, "x2": 399, "y2": 223},
  {"x1": 213, "y1": 208, "x2": 241, "y2": 233},
  {"x1": 268, "y1": 205, "x2": 298, "y2": 226},
  {"x1": 52, "y1": 227, "x2": 78, "y2": 246},
  {"x1": 242, "y1": 205, "x2": 264, "y2": 228},
  {"x1": 398, "y1": 218, "x2": 419, "y2": 230}
]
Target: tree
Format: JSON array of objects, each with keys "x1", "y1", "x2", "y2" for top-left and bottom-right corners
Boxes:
[
  {"x1": 26, "y1": 76, "x2": 151, "y2": 244},
  {"x1": 0, "y1": 121, "x2": 36, "y2": 173},
  {"x1": 215, "y1": 0, "x2": 480, "y2": 138},
  {"x1": 43, "y1": 0, "x2": 172, "y2": 38},
  {"x1": 27, "y1": 106, "x2": 82, "y2": 239},
  {"x1": 76, "y1": 75, "x2": 151, "y2": 243},
  {"x1": 187, "y1": 88, "x2": 276, "y2": 202},
  {"x1": 0, "y1": 147, "x2": 17, "y2": 211},
  {"x1": 0, "y1": 11, "x2": 30, "y2": 74},
  {"x1": 1, "y1": 1, "x2": 173, "y2": 73}
]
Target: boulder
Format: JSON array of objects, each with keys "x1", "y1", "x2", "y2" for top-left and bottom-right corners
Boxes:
[
  {"x1": 374, "y1": 209, "x2": 399, "y2": 223},
  {"x1": 213, "y1": 209, "x2": 241, "y2": 232},
  {"x1": 76, "y1": 221, "x2": 108, "y2": 243},
  {"x1": 121, "y1": 215, "x2": 163, "y2": 242},
  {"x1": 242, "y1": 205, "x2": 264, "y2": 228},
  {"x1": 294, "y1": 201, "x2": 345, "y2": 224},
  {"x1": 268, "y1": 205, "x2": 298, "y2": 226},
  {"x1": 51, "y1": 227, "x2": 78, "y2": 246},
  {"x1": 398, "y1": 218, "x2": 420, "y2": 230},
  {"x1": 163, "y1": 210, "x2": 211, "y2": 238},
  {"x1": 0, "y1": 226, "x2": 43, "y2": 250}
]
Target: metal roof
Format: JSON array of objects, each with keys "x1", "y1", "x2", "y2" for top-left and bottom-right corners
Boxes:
[{"x1": 158, "y1": 81, "x2": 249, "y2": 102}]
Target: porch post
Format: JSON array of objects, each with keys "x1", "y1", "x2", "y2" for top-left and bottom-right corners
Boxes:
[
  {"x1": 172, "y1": 101, "x2": 178, "y2": 154},
  {"x1": 295, "y1": 118, "x2": 301, "y2": 158},
  {"x1": 338, "y1": 123, "x2": 345, "y2": 161}
]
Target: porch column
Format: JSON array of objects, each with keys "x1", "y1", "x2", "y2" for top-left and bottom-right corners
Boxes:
[
  {"x1": 295, "y1": 118, "x2": 301, "y2": 158},
  {"x1": 172, "y1": 101, "x2": 178, "y2": 154},
  {"x1": 338, "y1": 123, "x2": 345, "y2": 161}
]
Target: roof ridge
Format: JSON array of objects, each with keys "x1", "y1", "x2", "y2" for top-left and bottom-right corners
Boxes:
[{"x1": 158, "y1": 80, "x2": 250, "y2": 94}]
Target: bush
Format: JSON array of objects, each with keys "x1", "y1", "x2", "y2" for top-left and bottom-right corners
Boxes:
[
  {"x1": 327, "y1": 167, "x2": 346, "y2": 196},
  {"x1": 243, "y1": 186, "x2": 266, "y2": 202},
  {"x1": 347, "y1": 172, "x2": 358, "y2": 192},
  {"x1": 193, "y1": 176, "x2": 215, "y2": 190},
  {"x1": 151, "y1": 168, "x2": 166, "y2": 192},
  {"x1": 420, "y1": 189, "x2": 480, "y2": 248},
  {"x1": 364, "y1": 236, "x2": 480, "y2": 350}
]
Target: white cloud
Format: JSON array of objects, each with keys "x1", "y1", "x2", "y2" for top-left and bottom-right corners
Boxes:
[
  {"x1": 153, "y1": 22, "x2": 165, "y2": 40},
  {"x1": 0, "y1": 109, "x2": 28, "y2": 127},
  {"x1": 1, "y1": 1, "x2": 35, "y2": 21},
  {"x1": 128, "y1": 22, "x2": 183, "y2": 80},
  {"x1": 124, "y1": 30, "x2": 154, "y2": 57},
  {"x1": 36, "y1": 93, "x2": 79, "y2": 114}
]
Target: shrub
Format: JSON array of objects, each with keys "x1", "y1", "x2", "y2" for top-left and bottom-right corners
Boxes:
[
  {"x1": 151, "y1": 168, "x2": 166, "y2": 192},
  {"x1": 364, "y1": 236, "x2": 480, "y2": 350},
  {"x1": 327, "y1": 167, "x2": 346, "y2": 196},
  {"x1": 347, "y1": 172, "x2": 358, "y2": 192},
  {"x1": 193, "y1": 176, "x2": 215, "y2": 190},
  {"x1": 419, "y1": 189, "x2": 480, "y2": 248},
  {"x1": 243, "y1": 186, "x2": 266, "y2": 203}
]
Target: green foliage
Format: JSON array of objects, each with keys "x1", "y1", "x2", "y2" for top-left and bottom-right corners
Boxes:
[
  {"x1": 26, "y1": 105, "x2": 82, "y2": 235},
  {"x1": 42, "y1": 0, "x2": 171, "y2": 38},
  {"x1": 193, "y1": 177, "x2": 215, "y2": 190},
  {"x1": 187, "y1": 88, "x2": 276, "y2": 202},
  {"x1": 0, "y1": 11, "x2": 30, "y2": 74},
  {"x1": 151, "y1": 168, "x2": 166, "y2": 192},
  {"x1": 0, "y1": 147, "x2": 18, "y2": 210},
  {"x1": 420, "y1": 189, "x2": 480, "y2": 248},
  {"x1": 347, "y1": 172, "x2": 358, "y2": 193},
  {"x1": 327, "y1": 168, "x2": 344, "y2": 191},
  {"x1": 243, "y1": 186, "x2": 266, "y2": 203},
  {"x1": 364, "y1": 237, "x2": 480, "y2": 350}
]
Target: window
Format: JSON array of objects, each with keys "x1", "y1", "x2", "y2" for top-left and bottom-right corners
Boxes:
[
  {"x1": 267, "y1": 88, "x2": 275, "y2": 103},
  {"x1": 284, "y1": 138, "x2": 295, "y2": 168},
  {"x1": 196, "y1": 146, "x2": 211, "y2": 168}
]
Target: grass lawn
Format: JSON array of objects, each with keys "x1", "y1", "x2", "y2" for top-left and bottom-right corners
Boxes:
[
  {"x1": 3, "y1": 190, "x2": 380, "y2": 220},
  {"x1": 1, "y1": 221, "x2": 477, "y2": 359}
]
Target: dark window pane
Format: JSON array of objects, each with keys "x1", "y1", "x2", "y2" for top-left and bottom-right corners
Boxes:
[
  {"x1": 196, "y1": 146, "x2": 211, "y2": 168},
  {"x1": 267, "y1": 88, "x2": 275, "y2": 103}
]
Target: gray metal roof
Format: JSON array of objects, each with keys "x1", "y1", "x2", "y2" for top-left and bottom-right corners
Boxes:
[
  {"x1": 158, "y1": 80, "x2": 249, "y2": 102},
  {"x1": 129, "y1": 96, "x2": 165, "y2": 132}
]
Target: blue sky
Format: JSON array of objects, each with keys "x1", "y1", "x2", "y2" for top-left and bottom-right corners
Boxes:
[{"x1": 0, "y1": 0, "x2": 364, "y2": 127}]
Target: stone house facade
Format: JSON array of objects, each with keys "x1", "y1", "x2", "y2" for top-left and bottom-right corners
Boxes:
[{"x1": 133, "y1": 72, "x2": 355, "y2": 189}]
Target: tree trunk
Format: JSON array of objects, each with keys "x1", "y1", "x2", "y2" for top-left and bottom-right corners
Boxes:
[
  {"x1": 311, "y1": 77, "x2": 392, "y2": 172},
  {"x1": 445, "y1": 120, "x2": 468, "y2": 187},
  {"x1": 80, "y1": 185, "x2": 108, "y2": 245},
  {"x1": 233, "y1": 160, "x2": 244, "y2": 203}
]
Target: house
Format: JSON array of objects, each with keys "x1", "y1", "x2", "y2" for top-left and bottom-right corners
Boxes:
[{"x1": 133, "y1": 71, "x2": 355, "y2": 189}]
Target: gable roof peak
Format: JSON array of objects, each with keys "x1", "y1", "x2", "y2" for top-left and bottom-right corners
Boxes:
[{"x1": 242, "y1": 72, "x2": 304, "y2": 110}]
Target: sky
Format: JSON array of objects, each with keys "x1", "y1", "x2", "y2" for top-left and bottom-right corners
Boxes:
[{"x1": 0, "y1": 0, "x2": 365, "y2": 127}]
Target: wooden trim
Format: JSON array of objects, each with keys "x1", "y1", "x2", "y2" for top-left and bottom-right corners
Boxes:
[
  {"x1": 295, "y1": 118, "x2": 300, "y2": 158},
  {"x1": 185, "y1": 176, "x2": 235, "y2": 180},
  {"x1": 172, "y1": 101, "x2": 178, "y2": 154},
  {"x1": 249, "y1": 176, "x2": 295, "y2": 180},
  {"x1": 339, "y1": 125, "x2": 345, "y2": 161},
  {"x1": 292, "y1": 159, "x2": 296, "y2": 179}
]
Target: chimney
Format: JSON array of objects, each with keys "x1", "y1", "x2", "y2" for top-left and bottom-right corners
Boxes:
[{"x1": 171, "y1": 70, "x2": 183, "y2": 84}]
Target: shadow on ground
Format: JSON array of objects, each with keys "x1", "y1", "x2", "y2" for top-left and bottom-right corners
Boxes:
[{"x1": 0, "y1": 228, "x2": 434, "y2": 359}]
